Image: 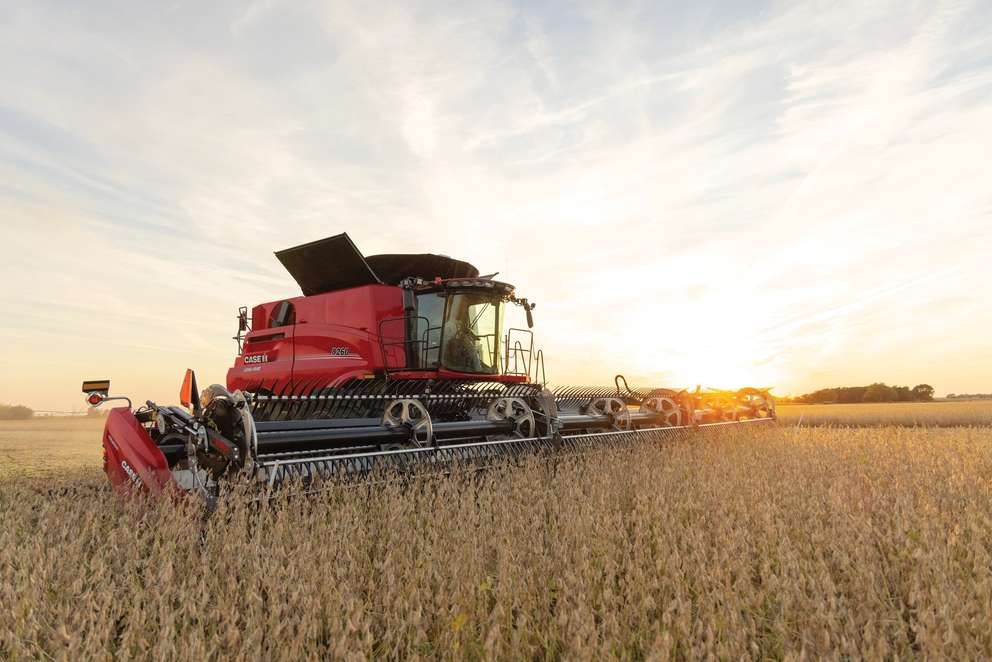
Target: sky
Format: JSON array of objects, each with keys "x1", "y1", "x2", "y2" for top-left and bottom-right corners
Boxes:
[{"x1": 1, "y1": 0, "x2": 990, "y2": 412}]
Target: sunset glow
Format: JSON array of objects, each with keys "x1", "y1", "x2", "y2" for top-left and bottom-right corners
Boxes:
[{"x1": 1, "y1": 1, "x2": 990, "y2": 411}]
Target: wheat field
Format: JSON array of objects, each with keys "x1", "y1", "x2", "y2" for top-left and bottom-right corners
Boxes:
[
  {"x1": 2, "y1": 414, "x2": 992, "y2": 659},
  {"x1": 776, "y1": 399, "x2": 992, "y2": 427},
  {"x1": 0, "y1": 417, "x2": 104, "y2": 480}
]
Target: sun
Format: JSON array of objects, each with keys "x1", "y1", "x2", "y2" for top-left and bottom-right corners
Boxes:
[{"x1": 637, "y1": 294, "x2": 783, "y2": 391}]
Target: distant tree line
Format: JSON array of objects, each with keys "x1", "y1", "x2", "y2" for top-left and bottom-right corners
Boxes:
[
  {"x1": 792, "y1": 383, "x2": 935, "y2": 404},
  {"x1": 0, "y1": 404, "x2": 34, "y2": 420},
  {"x1": 946, "y1": 393, "x2": 992, "y2": 400}
]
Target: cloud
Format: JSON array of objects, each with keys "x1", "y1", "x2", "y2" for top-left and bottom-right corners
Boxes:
[{"x1": 1, "y1": 0, "x2": 990, "y2": 409}]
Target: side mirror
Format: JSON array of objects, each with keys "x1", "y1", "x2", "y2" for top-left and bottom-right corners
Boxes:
[
  {"x1": 180, "y1": 369, "x2": 201, "y2": 414},
  {"x1": 238, "y1": 306, "x2": 249, "y2": 332},
  {"x1": 526, "y1": 306, "x2": 534, "y2": 329}
]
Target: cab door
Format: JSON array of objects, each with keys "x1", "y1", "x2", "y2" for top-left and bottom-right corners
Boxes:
[{"x1": 228, "y1": 301, "x2": 296, "y2": 391}]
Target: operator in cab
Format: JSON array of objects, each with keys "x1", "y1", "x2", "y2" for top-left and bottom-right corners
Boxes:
[
  {"x1": 442, "y1": 291, "x2": 499, "y2": 374},
  {"x1": 443, "y1": 317, "x2": 485, "y2": 373}
]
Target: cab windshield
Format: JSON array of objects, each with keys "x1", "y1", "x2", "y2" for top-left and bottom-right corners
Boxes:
[{"x1": 415, "y1": 290, "x2": 502, "y2": 374}]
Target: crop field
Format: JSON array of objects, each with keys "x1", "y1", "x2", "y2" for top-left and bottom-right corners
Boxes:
[
  {"x1": 776, "y1": 399, "x2": 992, "y2": 427},
  {"x1": 3, "y1": 413, "x2": 992, "y2": 659},
  {"x1": 0, "y1": 417, "x2": 104, "y2": 480}
]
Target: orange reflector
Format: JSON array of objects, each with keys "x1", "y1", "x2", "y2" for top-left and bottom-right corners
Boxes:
[
  {"x1": 87, "y1": 393, "x2": 103, "y2": 406},
  {"x1": 180, "y1": 369, "x2": 194, "y2": 409}
]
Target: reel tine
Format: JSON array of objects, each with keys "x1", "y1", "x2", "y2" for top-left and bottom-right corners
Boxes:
[
  {"x1": 324, "y1": 383, "x2": 343, "y2": 419},
  {"x1": 268, "y1": 380, "x2": 282, "y2": 417},
  {"x1": 309, "y1": 382, "x2": 327, "y2": 419},
  {"x1": 264, "y1": 379, "x2": 281, "y2": 419},
  {"x1": 252, "y1": 380, "x2": 272, "y2": 420},
  {"x1": 295, "y1": 380, "x2": 317, "y2": 419},
  {"x1": 350, "y1": 378, "x2": 379, "y2": 419},
  {"x1": 248, "y1": 381, "x2": 263, "y2": 418},
  {"x1": 294, "y1": 380, "x2": 312, "y2": 419},
  {"x1": 278, "y1": 381, "x2": 297, "y2": 420},
  {"x1": 251, "y1": 381, "x2": 265, "y2": 420},
  {"x1": 308, "y1": 380, "x2": 330, "y2": 418},
  {"x1": 274, "y1": 381, "x2": 294, "y2": 420},
  {"x1": 321, "y1": 382, "x2": 341, "y2": 419}
]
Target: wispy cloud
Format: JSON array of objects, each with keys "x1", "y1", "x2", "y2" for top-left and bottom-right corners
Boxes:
[{"x1": 1, "y1": 0, "x2": 990, "y2": 408}]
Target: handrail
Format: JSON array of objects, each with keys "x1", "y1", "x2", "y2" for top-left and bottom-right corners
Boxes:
[
  {"x1": 504, "y1": 328, "x2": 534, "y2": 377},
  {"x1": 510, "y1": 340, "x2": 527, "y2": 375},
  {"x1": 380, "y1": 316, "x2": 536, "y2": 379},
  {"x1": 378, "y1": 314, "x2": 430, "y2": 373},
  {"x1": 532, "y1": 349, "x2": 546, "y2": 385}
]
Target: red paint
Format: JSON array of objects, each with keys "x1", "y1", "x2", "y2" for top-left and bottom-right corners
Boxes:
[
  {"x1": 227, "y1": 284, "x2": 528, "y2": 391},
  {"x1": 102, "y1": 408, "x2": 175, "y2": 493}
]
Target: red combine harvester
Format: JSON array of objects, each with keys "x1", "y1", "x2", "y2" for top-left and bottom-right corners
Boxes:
[
  {"x1": 84, "y1": 233, "x2": 775, "y2": 500},
  {"x1": 227, "y1": 233, "x2": 539, "y2": 394}
]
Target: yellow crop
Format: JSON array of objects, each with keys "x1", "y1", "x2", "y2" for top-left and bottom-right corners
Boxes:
[
  {"x1": 2, "y1": 417, "x2": 990, "y2": 658},
  {"x1": 777, "y1": 400, "x2": 992, "y2": 427}
]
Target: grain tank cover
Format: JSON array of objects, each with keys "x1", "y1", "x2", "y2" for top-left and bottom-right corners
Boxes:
[
  {"x1": 365, "y1": 254, "x2": 479, "y2": 285},
  {"x1": 275, "y1": 233, "x2": 382, "y2": 296},
  {"x1": 275, "y1": 233, "x2": 479, "y2": 294}
]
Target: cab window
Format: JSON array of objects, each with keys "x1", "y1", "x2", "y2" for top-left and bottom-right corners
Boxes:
[
  {"x1": 268, "y1": 301, "x2": 296, "y2": 328},
  {"x1": 415, "y1": 292, "x2": 445, "y2": 368},
  {"x1": 442, "y1": 292, "x2": 500, "y2": 374}
]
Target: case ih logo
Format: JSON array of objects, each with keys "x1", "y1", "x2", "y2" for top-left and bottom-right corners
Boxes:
[
  {"x1": 120, "y1": 460, "x2": 143, "y2": 487},
  {"x1": 244, "y1": 353, "x2": 269, "y2": 364}
]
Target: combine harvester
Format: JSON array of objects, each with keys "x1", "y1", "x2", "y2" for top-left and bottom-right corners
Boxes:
[{"x1": 84, "y1": 234, "x2": 775, "y2": 500}]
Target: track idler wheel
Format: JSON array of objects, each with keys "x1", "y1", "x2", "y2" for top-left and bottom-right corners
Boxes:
[
  {"x1": 587, "y1": 397, "x2": 632, "y2": 431},
  {"x1": 382, "y1": 398, "x2": 433, "y2": 447},
  {"x1": 486, "y1": 398, "x2": 537, "y2": 439},
  {"x1": 640, "y1": 396, "x2": 682, "y2": 427}
]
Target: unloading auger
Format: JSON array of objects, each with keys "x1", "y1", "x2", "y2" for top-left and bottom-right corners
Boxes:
[{"x1": 83, "y1": 233, "x2": 776, "y2": 500}]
